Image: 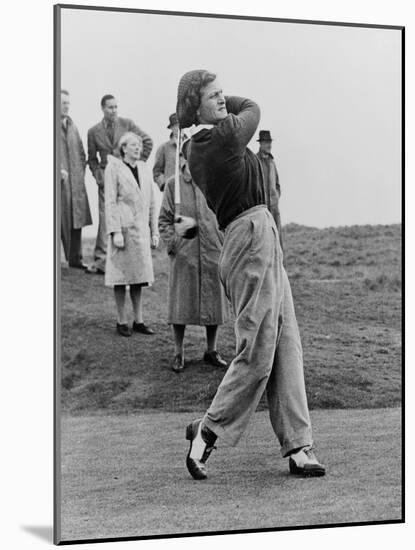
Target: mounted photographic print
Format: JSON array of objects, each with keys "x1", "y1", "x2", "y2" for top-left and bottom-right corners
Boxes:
[{"x1": 54, "y1": 4, "x2": 403, "y2": 545}]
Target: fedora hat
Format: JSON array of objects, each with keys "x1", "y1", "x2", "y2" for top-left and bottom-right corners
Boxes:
[
  {"x1": 167, "y1": 112, "x2": 178, "y2": 129},
  {"x1": 257, "y1": 130, "x2": 273, "y2": 142}
]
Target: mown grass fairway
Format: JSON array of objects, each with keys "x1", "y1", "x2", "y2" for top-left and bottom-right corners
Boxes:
[
  {"x1": 58, "y1": 223, "x2": 402, "y2": 542},
  {"x1": 59, "y1": 408, "x2": 402, "y2": 541}
]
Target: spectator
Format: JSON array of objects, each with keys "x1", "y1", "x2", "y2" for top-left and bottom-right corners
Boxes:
[
  {"x1": 256, "y1": 130, "x2": 283, "y2": 249},
  {"x1": 158, "y1": 161, "x2": 228, "y2": 372},
  {"x1": 86, "y1": 94, "x2": 153, "y2": 274},
  {"x1": 153, "y1": 113, "x2": 185, "y2": 191},
  {"x1": 60, "y1": 89, "x2": 92, "y2": 268},
  {"x1": 104, "y1": 132, "x2": 159, "y2": 337}
]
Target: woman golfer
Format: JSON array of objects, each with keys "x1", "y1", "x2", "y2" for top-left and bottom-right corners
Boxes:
[{"x1": 175, "y1": 70, "x2": 325, "y2": 480}]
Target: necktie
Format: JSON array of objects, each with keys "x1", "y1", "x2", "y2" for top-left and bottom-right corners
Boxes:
[{"x1": 106, "y1": 122, "x2": 114, "y2": 145}]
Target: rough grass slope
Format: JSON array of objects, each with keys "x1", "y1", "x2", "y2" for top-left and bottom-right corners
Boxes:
[{"x1": 60, "y1": 223, "x2": 401, "y2": 414}]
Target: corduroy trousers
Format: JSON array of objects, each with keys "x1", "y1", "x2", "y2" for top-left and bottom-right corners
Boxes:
[{"x1": 203, "y1": 205, "x2": 312, "y2": 456}]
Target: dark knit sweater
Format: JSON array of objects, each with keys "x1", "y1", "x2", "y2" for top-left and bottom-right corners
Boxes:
[
  {"x1": 123, "y1": 160, "x2": 140, "y2": 188},
  {"x1": 186, "y1": 96, "x2": 266, "y2": 230}
]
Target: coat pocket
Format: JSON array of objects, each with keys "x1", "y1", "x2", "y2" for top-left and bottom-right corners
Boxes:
[
  {"x1": 111, "y1": 228, "x2": 128, "y2": 256},
  {"x1": 119, "y1": 203, "x2": 135, "y2": 228}
]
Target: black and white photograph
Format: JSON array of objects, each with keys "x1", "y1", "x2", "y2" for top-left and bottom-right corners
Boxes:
[
  {"x1": 3, "y1": 1, "x2": 409, "y2": 548},
  {"x1": 53, "y1": 3, "x2": 403, "y2": 545}
]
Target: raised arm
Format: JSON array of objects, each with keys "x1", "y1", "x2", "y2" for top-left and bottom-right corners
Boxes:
[
  {"x1": 128, "y1": 120, "x2": 153, "y2": 161},
  {"x1": 218, "y1": 96, "x2": 261, "y2": 151}
]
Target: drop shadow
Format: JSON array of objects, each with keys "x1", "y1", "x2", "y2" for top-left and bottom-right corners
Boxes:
[{"x1": 21, "y1": 525, "x2": 53, "y2": 543}]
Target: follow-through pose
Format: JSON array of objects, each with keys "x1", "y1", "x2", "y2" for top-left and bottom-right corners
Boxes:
[{"x1": 176, "y1": 70, "x2": 326, "y2": 480}]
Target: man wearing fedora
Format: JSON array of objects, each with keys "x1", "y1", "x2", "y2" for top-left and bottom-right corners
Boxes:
[
  {"x1": 153, "y1": 113, "x2": 185, "y2": 192},
  {"x1": 256, "y1": 130, "x2": 283, "y2": 249}
]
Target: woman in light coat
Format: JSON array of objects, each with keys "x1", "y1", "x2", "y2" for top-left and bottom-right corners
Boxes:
[
  {"x1": 105, "y1": 132, "x2": 159, "y2": 337},
  {"x1": 158, "y1": 162, "x2": 228, "y2": 372}
]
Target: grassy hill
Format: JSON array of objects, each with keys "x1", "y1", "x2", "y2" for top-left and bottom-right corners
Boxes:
[{"x1": 60, "y1": 223, "x2": 401, "y2": 414}]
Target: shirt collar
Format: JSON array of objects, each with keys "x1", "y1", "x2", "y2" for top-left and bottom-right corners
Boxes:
[
  {"x1": 190, "y1": 123, "x2": 214, "y2": 137},
  {"x1": 258, "y1": 150, "x2": 274, "y2": 160},
  {"x1": 103, "y1": 117, "x2": 116, "y2": 128},
  {"x1": 123, "y1": 159, "x2": 138, "y2": 169},
  {"x1": 61, "y1": 115, "x2": 72, "y2": 129}
]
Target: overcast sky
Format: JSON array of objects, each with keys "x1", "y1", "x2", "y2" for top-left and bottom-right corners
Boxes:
[{"x1": 60, "y1": 7, "x2": 402, "y2": 235}]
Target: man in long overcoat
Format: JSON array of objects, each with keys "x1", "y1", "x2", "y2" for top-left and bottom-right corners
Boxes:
[
  {"x1": 158, "y1": 163, "x2": 228, "y2": 372},
  {"x1": 86, "y1": 94, "x2": 153, "y2": 274},
  {"x1": 152, "y1": 113, "x2": 185, "y2": 191},
  {"x1": 60, "y1": 89, "x2": 92, "y2": 267},
  {"x1": 256, "y1": 130, "x2": 283, "y2": 249}
]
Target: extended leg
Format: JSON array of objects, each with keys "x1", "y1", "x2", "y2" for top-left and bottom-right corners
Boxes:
[
  {"x1": 266, "y1": 270, "x2": 325, "y2": 475},
  {"x1": 171, "y1": 324, "x2": 185, "y2": 372},
  {"x1": 94, "y1": 185, "x2": 107, "y2": 272},
  {"x1": 203, "y1": 209, "x2": 283, "y2": 446},
  {"x1": 130, "y1": 284, "x2": 143, "y2": 323},
  {"x1": 185, "y1": 208, "x2": 283, "y2": 480},
  {"x1": 131, "y1": 284, "x2": 154, "y2": 335},
  {"x1": 204, "y1": 325, "x2": 227, "y2": 368},
  {"x1": 114, "y1": 285, "x2": 127, "y2": 324},
  {"x1": 60, "y1": 178, "x2": 72, "y2": 263},
  {"x1": 68, "y1": 228, "x2": 84, "y2": 267},
  {"x1": 173, "y1": 324, "x2": 186, "y2": 356},
  {"x1": 205, "y1": 325, "x2": 218, "y2": 352},
  {"x1": 266, "y1": 269, "x2": 312, "y2": 456}
]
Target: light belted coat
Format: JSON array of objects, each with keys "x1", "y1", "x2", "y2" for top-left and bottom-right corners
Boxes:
[
  {"x1": 104, "y1": 155, "x2": 159, "y2": 287},
  {"x1": 158, "y1": 171, "x2": 228, "y2": 326}
]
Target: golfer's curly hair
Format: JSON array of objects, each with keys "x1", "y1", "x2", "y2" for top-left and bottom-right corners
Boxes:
[{"x1": 176, "y1": 70, "x2": 217, "y2": 128}]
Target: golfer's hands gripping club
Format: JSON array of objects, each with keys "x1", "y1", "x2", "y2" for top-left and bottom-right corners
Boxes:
[{"x1": 174, "y1": 215, "x2": 198, "y2": 239}]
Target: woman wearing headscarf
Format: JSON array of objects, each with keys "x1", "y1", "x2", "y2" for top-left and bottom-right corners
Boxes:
[
  {"x1": 104, "y1": 132, "x2": 159, "y2": 336},
  {"x1": 158, "y1": 161, "x2": 228, "y2": 372},
  {"x1": 176, "y1": 70, "x2": 325, "y2": 480}
]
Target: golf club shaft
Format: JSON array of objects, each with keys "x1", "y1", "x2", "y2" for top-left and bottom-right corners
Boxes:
[{"x1": 174, "y1": 128, "x2": 181, "y2": 217}]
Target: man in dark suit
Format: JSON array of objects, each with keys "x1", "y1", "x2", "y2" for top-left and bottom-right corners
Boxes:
[{"x1": 86, "y1": 94, "x2": 153, "y2": 274}]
